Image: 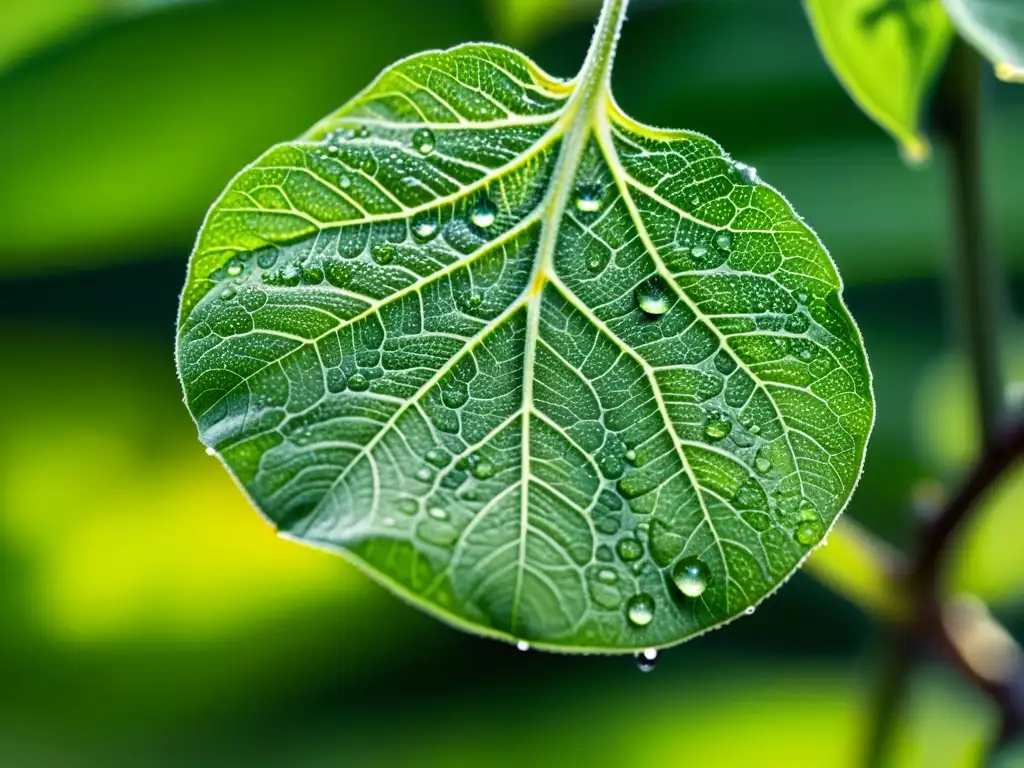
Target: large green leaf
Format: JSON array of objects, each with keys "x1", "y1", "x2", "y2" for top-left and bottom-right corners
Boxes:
[
  {"x1": 803, "y1": 0, "x2": 954, "y2": 159},
  {"x1": 176, "y1": 0, "x2": 874, "y2": 652},
  {"x1": 942, "y1": 0, "x2": 1024, "y2": 81}
]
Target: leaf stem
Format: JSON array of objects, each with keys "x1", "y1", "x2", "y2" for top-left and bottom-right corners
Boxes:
[{"x1": 939, "y1": 39, "x2": 1006, "y2": 447}]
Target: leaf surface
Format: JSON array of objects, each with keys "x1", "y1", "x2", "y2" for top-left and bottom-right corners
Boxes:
[
  {"x1": 942, "y1": 0, "x2": 1024, "y2": 81},
  {"x1": 803, "y1": 0, "x2": 953, "y2": 159},
  {"x1": 177, "y1": 3, "x2": 874, "y2": 652}
]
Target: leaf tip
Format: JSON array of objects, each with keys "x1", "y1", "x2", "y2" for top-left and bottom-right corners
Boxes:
[
  {"x1": 899, "y1": 136, "x2": 931, "y2": 167},
  {"x1": 995, "y1": 62, "x2": 1024, "y2": 83}
]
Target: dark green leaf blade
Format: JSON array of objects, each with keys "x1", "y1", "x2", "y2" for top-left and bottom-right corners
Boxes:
[{"x1": 177, "y1": 39, "x2": 874, "y2": 652}]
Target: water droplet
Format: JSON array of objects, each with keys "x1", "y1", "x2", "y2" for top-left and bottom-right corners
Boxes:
[
  {"x1": 635, "y1": 648, "x2": 659, "y2": 672},
  {"x1": 412, "y1": 213, "x2": 439, "y2": 241},
  {"x1": 691, "y1": 246, "x2": 708, "y2": 259},
  {"x1": 425, "y1": 447, "x2": 449, "y2": 468},
  {"x1": 636, "y1": 276, "x2": 673, "y2": 316},
  {"x1": 616, "y1": 536, "x2": 643, "y2": 562},
  {"x1": 716, "y1": 232, "x2": 732, "y2": 250},
  {"x1": 597, "y1": 545, "x2": 614, "y2": 562},
  {"x1": 226, "y1": 263, "x2": 243, "y2": 277},
  {"x1": 469, "y1": 197, "x2": 497, "y2": 229},
  {"x1": 220, "y1": 286, "x2": 237, "y2": 301},
  {"x1": 413, "y1": 128, "x2": 436, "y2": 155},
  {"x1": 205, "y1": 446, "x2": 217, "y2": 457},
  {"x1": 428, "y1": 506, "x2": 447, "y2": 521},
  {"x1": 347, "y1": 372, "x2": 369, "y2": 391},
  {"x1": 749, "y1": 424, "x2": 761, "y2": 436},
  {"x1": 704, "y1": 414, "x2": 732, "y2": 441},
  {"x1": 516, "y1": 640, "x2": 530, "y2": 652},
  {"x1": 467, "y1": 293, "x2": 483, "y2": 309},
  {"x1": 794, "y1": 519, "x2": 824, "y2": 546},
  {"x1": 575, "y1": 186, "x2": 603, "y2": 213},
  {"x1": 397, "y1": 498, "x2": 419, "y2": 516},
  {"x1": 382, "y1": 516, "x2": 395, "y2": 527},
  {"x1": 672, "y1": 557, "x2": 711, "y2": 598},
  {"x1": 441, "y1": 384, "x2": 469, "y2": 409},
  {"x1": 416, "y1": 468, "x2": 434, "y2": 483},
  {"x1": 468, "y1": 455, "x2": 495, "y2": 479},
  {"x1": 257, "y1": 251, "x2": 279, "y2": 270},
  {"x1": 597, "y1": 568, "x2": 619, "y2": 584},
  {"x1": 795, "y1": 291, "x2": 809, "y2": 304},
  {"x1": 754, "y1": 452, "x2": 772, "y2": 475},
  {"x1": 357, "y1": 126, "x2": 370, "y2": 139},
  {"x1": 745, "y1": 606, "x2": 756, "y2": 616},
  {"x1": 626, "y1": 593, "x2": 656, "y2": 627},
  {"x1": 372, "y1": 242, "x2": 396, "y2": 265},
  {"x1": 339, "y1": 175, "x2": 352, "y2": 189},
  {"x1": 624, "y1": 448, "x2": 637, "y2": 465}
]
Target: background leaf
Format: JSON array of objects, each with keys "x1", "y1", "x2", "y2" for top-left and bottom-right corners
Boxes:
[
  {"x1": 942, "y1": 0, "x2": 1024, "y2": 81},
  {"x1": 177, "y1": 37, "x2": 873, "y2": 651},
  {"x1": 803, "y1": 0, "x2": 954, "y2": 159}
]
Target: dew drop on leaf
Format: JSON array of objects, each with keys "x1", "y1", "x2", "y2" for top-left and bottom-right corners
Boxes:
[
  {"x1": 412, "y1": 214, "x2": 439, "y2": 242},
  {"x1": 635, "y1": 648, "x2": 659, "y2": 672},
  {"x1": 339, "y1": 174, "x2": 352, "y2": 189},
  {"x1": 226, "y1": 263, "x2": 243, "y2": 277},
  {"x1": 704, "y1": 413, "x2": 732, "y2": 441},
  {"x1": 716, "y1": 232, "x2": 732, "y2": 250},
  {"x1": 397, "y1": 498, "x2": 419, "y2": 516},
  {"x1": 672, "y1": 557, "x2": 711, "y2": 598},
  {"x1": 626, "y1": 593, "x2": 655, "y2": 627},
  {"x1": 347, "y1": 372, "x2": 370, "y2": 391},
  {"x1": 575, "y1": 186, "x2": 603, "y2": 213},
  {"x1": 416, "y1": 468, "x2": 434, "y2": 483},
  {"x1": 754, "y1": 451, "x2": 772, "y2": 475},
  {"x1": 616, "y1": 536, "x2": 643, "y2": 562},
  {"x1": 205, "y1": 446, "x2": 217, "y2": 457},
  {"x1": 413, "y1": 128, "x2": 436, "y2": 155},
  {"x1": 470, "y1": 197, "x2": 497, "y2": 229},
  {"x1": 635, "y1": 276, "x2": 672, "y2": 316},
  {"x1": 795, "y1": 519, "x2": 825, "y2": 546},
  {"x1": 691, "y1": 245, "x2": 708, "y2": 259},
  {"x1": 516, "y1": 640, "x2": 530, "y2": 652},
  {"x1": 428, "y1": 506, "x2": 448, "y2": 520}
]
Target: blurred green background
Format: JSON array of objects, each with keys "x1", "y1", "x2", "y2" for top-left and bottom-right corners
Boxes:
[{"x1": 1, "y1": 0, "x2": 1022, "y2": 764}]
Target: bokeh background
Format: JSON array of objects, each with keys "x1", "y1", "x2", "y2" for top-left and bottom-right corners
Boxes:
[{"x1": 1, "y1": 0, "x2": 1022, "y2": 764}]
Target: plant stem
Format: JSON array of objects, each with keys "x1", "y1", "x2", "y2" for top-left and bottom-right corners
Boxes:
[{"x1": 941, "y1": 39, "x2": 1005, "y2": 447}]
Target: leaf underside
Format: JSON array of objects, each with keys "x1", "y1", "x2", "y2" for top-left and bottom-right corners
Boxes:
[
  {"x1": 942, "y1": 0, "x2": 1024, "y2": 81},
  {"x1": 176, "y1": 43, "x2": 873, "y2": 652}
]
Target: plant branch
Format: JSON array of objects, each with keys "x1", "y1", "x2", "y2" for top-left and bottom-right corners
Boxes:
[{"x1": 937, "y1": 38, "x2": 1006, "y2": 447}]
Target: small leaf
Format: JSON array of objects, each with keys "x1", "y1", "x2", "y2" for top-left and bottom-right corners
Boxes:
[
  {"x1": 942, "y1": 0, "x2": 1024, "y2": 82},
  {"x1": 803, "y1": 0, "x2": 954, "y2": 160},
  {"x1": 177, "y1": 3, "x2": 874, "y2": 652}
]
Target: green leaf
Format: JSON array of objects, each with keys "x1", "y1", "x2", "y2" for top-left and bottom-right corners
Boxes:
[
  {"x1": 803, "y1": 0, "x2": 954, "y2": 160},
  {"x1": 177, "y1": 0, "x2": 874, "y2": 652},
  {"x1": 942, "y1": 0, "x2": 1024, "y2": 81}
]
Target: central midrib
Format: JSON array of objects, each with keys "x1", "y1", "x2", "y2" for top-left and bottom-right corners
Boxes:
[{"x1": 511, "y1": 0, "x2": 630, "y2": 632}]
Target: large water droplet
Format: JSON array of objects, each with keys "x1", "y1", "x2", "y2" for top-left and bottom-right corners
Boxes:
[
  {"x1": 425, "y1": 447, "x2": 449, "y2": 468},
  {"x1": 220, "y1": 286, "x2": 237, "y2": 301},
  {"x1": 616, "y1": 536, "x2": 643, "y2": 562},
  {"x1": 691, "y1": 246, "x2": 708, "y2": 259},
  {"x1": 416, "y1": 468, "x2": 434, "y2": 483},
  {"x1": 636, "y1": 276, "x2": 673, "y2": 316},
  {"x1": 413, "y1": 128, "x2": 436, "y2": 156},
  {"x1": 339, "y1": 175, "x2": 352, "y2": 189},
  {"x1": 754, "y1": 450, "x2": 772, "y2": 475},
  {"x1": 347, "y1": 372, "x2": 369, "y2": 391},
  {"x1": 672, "y1": 557, "x2": 711, "y2": 598},
  {"x1": 468, "y1": 454, "x2": 495, "y2": 479},
  {"x1": 794, "y1": 519, "x2": 824, "y2": 546},
  {"x1": 624, "y1": 448, "x2": 637, "y2": 465},
  {"x1": 626, "y1": 593, "x2": 656, "y2": 627},
  {"x1": 733, "y1": 161, "x2": 759, "y2": 185},
  {"x1": 575, "y1": 186, "x2": 603, "y2": 214},
  {"x1": 226, "y1": 263, "x2": 243, "y2": 277},
  {"x1": 716, "y1": 232, "x2": 732, "y2": 250},
  {"x1": 428, "y1": 506, "x2": 448, "y2": 520},
  {"x1": 635, "y1": 648, "x2": 659, "y2": 672},
  {"x1": 397, "y1": 498, "x2": 419, "y2": 516},
  {"x1": 412, "y1": 213, "x2": 439, "y2": 242},
  {"x1": 516, "y1": 640, "x2": 530, "y2": 652},
  {"x1": 597, "y1": 568, "x2": 618, "y2": 584},
  {"x1": 704, "y1": 413, "x2": 732, "y2": 441},
  {"x1": 470, "y1": 197, "x2": 497, "y2": 229}
]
